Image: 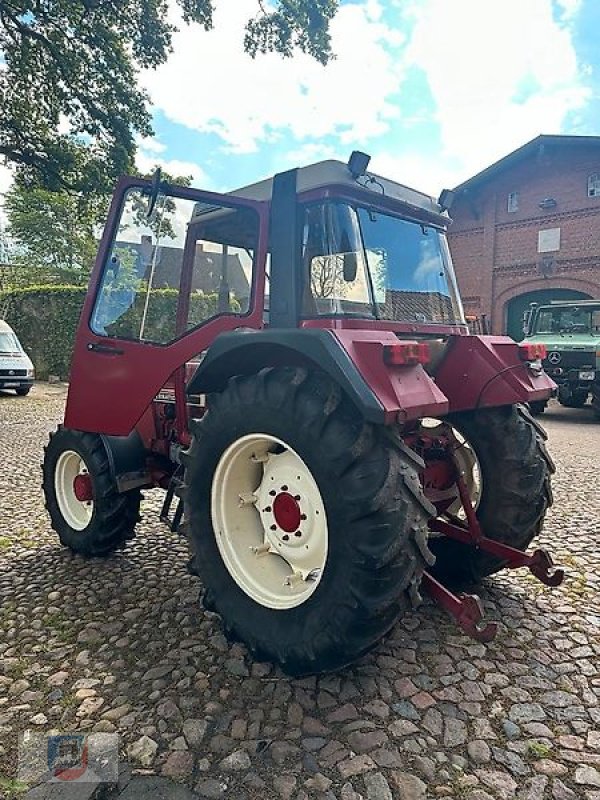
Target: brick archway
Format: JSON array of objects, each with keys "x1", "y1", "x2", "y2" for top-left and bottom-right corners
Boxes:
[{"x1": 495, "y1": 277, "x2": 599, "y2": 335}]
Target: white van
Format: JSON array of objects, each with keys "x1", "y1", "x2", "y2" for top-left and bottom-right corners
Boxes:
[{"x1": 0, "y1": 320, "x2": 35, "y2": 396}]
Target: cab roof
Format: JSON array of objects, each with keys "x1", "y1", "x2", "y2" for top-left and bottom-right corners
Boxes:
[
  {"x1": 536, "y1": 300, "x2": 600, "y2": 309},
  {"x1": 229, "y1": 159, "x2": 446, "y2": 222},
  {"x1": 0, "y1": 320, "x2": 15, "y2": 333}
]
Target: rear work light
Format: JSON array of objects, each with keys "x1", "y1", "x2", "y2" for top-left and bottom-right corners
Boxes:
[
  {"x1": 383, "y1": 341, "x2": 431, "y2": 366},
  {"x1": 519, "y1": 343, "x2": 547, "y2": 361}
]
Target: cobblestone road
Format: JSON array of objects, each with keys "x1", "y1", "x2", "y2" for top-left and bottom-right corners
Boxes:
[{"x1": 0, "y1": 385, "x2": 599, "y2": 800}]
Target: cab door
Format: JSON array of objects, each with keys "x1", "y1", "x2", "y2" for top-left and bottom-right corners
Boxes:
[{"x1": 65, "y1": 177, "x2": 267, "y2": 436}]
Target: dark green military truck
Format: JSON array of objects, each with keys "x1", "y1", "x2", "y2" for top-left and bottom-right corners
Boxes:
[{"x1": 522, "y1": 299, "x2": 600, "y2": 418}]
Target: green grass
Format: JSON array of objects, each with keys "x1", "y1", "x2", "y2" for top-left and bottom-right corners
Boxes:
[
  {"x1": 0, "y1": 776, "x2": 28, "y2": 798},
  {"x1": 527, "y1": 741, "x2": 552, "y2": 760}
]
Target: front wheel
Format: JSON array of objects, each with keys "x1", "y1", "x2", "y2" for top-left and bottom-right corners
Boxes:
[
  {"x1": 43, "y1": 427, "x2": 141, "y2": 556},
  {"x1": 184, "y1": 367, "x2": 435, "y2": 675},
  {"x1": 558, "y1": 386, "x2": 588, "y2": 408},
  {"x1": 427, "y1": 405, "x2": 554, "y2": 585}
]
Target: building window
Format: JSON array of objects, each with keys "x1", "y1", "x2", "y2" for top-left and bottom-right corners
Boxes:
[
  {"x1": 587, "y1": 174, "x2": 600, "y2": 197},
  {"x1": 507, "y1": 191, "x2": 519, "y2": 212}
]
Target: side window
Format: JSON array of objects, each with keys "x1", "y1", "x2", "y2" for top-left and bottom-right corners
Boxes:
[
  {"x1": 91, "y1": 190, "x2": 257, "y2": 344},
  {"x1": 587, "y1": 174, "x2": 600, "y2": 198},
  {"x1": 186, "y1": 203, "x2": 257, "y2": 330}
]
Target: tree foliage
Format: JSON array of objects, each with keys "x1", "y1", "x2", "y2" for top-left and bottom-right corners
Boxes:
[
  {"x1": 3, "y1": 167, "x2": 192, "y2": 288},
  {"x1": 0, "y1": 0, "x2": 339, "y2": 192}
]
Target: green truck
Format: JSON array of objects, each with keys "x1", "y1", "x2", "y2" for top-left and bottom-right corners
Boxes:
[{"x1": 522, "y1": 299, "x2": 600, "y2": 418}]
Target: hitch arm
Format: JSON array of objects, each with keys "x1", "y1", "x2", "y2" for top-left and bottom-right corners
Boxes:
[
  {"x1": 422, "y1": 571, "x2": 498, "y2": 642},
  {"x1": 429, "y1": 518, "x2": 565, "y2": 587}
]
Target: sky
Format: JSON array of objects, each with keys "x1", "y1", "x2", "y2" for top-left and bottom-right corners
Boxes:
[
  {"x1": 1, "y1": 0, "x2": 599, "y2": 208},
  {"x1": 130, "y1": 0, "x2": 600, "y2": 198}
]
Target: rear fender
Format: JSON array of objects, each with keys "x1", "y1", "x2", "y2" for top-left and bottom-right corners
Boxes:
[
  {"x1": 187, "y1": 329, "x2": 449, "y2": 424},
  {"x1": 100, "y1": 429, "x2": 152, "y2": 492},
  {"x1": 435, "y1": 335, "x2": 556, "y2": 413}
]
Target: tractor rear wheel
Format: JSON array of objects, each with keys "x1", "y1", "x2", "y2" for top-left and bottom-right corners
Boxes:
[
  {"x1": 428, "y1": 404, "x2": 554, "y2": 585},
  {"x1": 43, "y1": 426, "x2": 140, "y2": 556},
  {"x1": 183, "y1": 367, "x2": 435, "y2": 676}
]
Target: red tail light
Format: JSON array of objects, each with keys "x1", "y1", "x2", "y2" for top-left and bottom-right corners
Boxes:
[
  {"x1": 519, "y1": 343, "x2": 547, "y2": 361},
  {"x1": 383, "y1": 341, "x2": 431, "y2": 366}
]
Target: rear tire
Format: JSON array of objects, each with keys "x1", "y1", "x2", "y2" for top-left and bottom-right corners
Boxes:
[
  {"x1": 429, "y1": 404, "x2": 554, "y2": 585},
  {"x1": 43, "y1": 426, "x2": 141, "y2": 556},
  {"x1": 184, "y1": 367, "x2": 435, "y2": 675}
]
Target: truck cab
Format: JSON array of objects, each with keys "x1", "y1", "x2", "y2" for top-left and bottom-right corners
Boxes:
[{"x1": 522, "y1": 299, "x2": 600, "y2": 416}]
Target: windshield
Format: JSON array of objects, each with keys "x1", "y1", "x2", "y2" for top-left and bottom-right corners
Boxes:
[
  {"x1": 357, "y1": 208, "x2": 463, "y2": 324},
  {"x1": 0, "y1": 331, "x2": 22, "y2": 354},
  {"x1": 301, "y1": 202, "x2": 464, "y2": 324},
  {"x1": 534, "y1": 307, "x2": 600, "y2": 335}
]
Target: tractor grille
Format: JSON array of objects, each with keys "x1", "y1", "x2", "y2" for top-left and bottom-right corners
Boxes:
[
  {"x1": 0, "y1": 368, "x2": 27, "y2": 377},
  {"x1": 543, "y1": 350, "x2": 595, "y2": 373}
]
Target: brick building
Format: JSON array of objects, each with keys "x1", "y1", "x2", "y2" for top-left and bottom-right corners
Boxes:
[{"x1": 447, "y1": 135, "x2": 600, "y2": 339}]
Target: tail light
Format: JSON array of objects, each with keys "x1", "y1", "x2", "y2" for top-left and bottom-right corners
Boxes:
[
  {"x1": 519, "y1": 343, "x2": 547, "y2": 361},
  {"x1": 383, "y1": 341, "x2": 430, "y2": 366}
]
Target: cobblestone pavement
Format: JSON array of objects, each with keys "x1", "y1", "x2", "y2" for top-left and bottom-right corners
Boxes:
[{"x1": 0, "y1": 384, "x2": 599, "y2": 800}]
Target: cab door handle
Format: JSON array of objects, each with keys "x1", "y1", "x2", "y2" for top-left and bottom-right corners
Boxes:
[{"x1": 87, "y1": 342, "x2": 124, "y2": 355}]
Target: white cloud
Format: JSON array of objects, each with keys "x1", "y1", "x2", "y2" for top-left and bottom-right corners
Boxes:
[
  {"x1": 135, "y1": 144, "x2": 209, "y2": 187},
  {"x1": 368, "y1": 150, "x2": 461, "y2": 198},
  {"x1": 140, "y1": 0, "x2": 405, "y2": 154},
  {"x1": 136, "y1": 135, "x2": 166, "y2": 155},
  {"x1": 406, "y1": 0, "x2": 589, "y2": 183}
]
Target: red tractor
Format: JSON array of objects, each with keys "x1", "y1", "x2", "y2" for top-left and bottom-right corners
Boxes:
[{"x1": 42, "y1": 153, "x2": 561, "y2": 675}]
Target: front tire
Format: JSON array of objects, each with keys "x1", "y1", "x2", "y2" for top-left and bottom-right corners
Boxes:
[
  {"x1": 16, "y1": 386, "x2": 31, "y2": 396},
  {"x1": 43, "y1": 427, "x2": 140, "y2": 556},
  {"x1": 429, "y1": 404, "x2": 554, "y2": 585},
  {"x1": 184, "y1": 367, "x2": 435, "y2": 675},
  {"x1": 558, "y1": 386, "x2": 588, "y2": 408}
]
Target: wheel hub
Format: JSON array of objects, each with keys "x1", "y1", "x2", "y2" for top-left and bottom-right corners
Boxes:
[
  {"x1": 73, "y1": 473, "x2": 93, "y2": 502},
  {"x1": 272, "y1": 491, "x2": 301, "y2": 533}
]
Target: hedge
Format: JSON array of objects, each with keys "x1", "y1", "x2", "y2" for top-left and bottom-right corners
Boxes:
[{"x1": 1, "y1": 285, "x2": 230, "y2": 380}]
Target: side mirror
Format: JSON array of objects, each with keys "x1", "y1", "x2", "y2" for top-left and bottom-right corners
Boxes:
[{"x1": 343, "y1": 251, "x2": 358, "y2": 282}]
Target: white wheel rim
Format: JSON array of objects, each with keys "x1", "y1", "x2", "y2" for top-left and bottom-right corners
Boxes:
[
  {"x1": 418, "y1": 419, "x2": 482, "y2": 518},
  {"x1": 447, "y1": 428, "x2": 482, "y2": 518},
  {"x1": 54, "y1": 450, "x2": 94, "y2": 531},
  {"x1": 211, "y1": 434, "x2": 328, "y2": 610}
]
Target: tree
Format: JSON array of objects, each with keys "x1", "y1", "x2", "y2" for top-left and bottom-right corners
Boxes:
[
  {"x1": 4, "y1": 182, "x2": 104, "y2": 285},
  {"x1": 310, "y1": 254, "x2": 347, "y2": 299},
  {"x1": 0, "y1": 1, "x2": 339, "y2": 193},
  {"x1": 3, "y1": 167, "x2": 191, "y2": 286}
]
